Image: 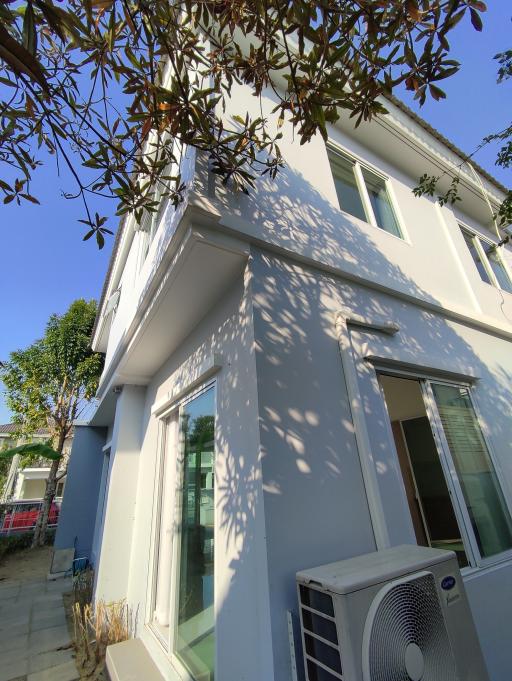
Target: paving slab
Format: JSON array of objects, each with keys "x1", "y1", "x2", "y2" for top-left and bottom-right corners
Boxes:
[
  {"x1": 0, "y1": 546, "x2": 78, "y2": 681},
  {"x1": 0, "y1": 586, "x2": 20, "y2": 599},
  {"x1": 28, "y1": 646, "x2": 74, "y2": 673},
  {"x1": 0, "y1": 621, "x2": 30, "y2": 638},
  {"x1": 0, "y1": 612, "x2": 31, "y2": 631},
  {"x1": 27, "y1": 660, "x2": 78, "y2": 681},
  {"x1": 28, "y1": 624, "x2": 71, "y2": 656},
  {"x1": 0, "y1": 634, "x2": 29, "y2": 656},
  {"x1": 32, "y1": 592, "x2": 66, "y2": 606},
  {"x1": 31, "y1": 609, "x2": 67, "y2": 632},
  {"x1": 0, "y1": 656, "x2": 28, "y2": 681}
]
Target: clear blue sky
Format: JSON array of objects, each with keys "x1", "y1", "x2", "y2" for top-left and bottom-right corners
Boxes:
[{"x1": 0, "y1": 5, "x2": 510, "y2": 423}]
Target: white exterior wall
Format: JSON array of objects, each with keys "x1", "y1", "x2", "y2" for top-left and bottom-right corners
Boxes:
[
  {"x1": 250, "y1": 248, "x2": 512, "y2": 681},
  {"x1": 201, "y1": 80, "x2": 512, "y2": 334},
  {"x1": 90, "y1": 74, "x2": 512, "y2": 681},
  {"x1": 95, "y1": 271, "x2": 275, "y2": 681}
]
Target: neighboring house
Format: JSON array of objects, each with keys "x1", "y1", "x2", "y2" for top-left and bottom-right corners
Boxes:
[
  {"x1": 0, "y1": 424, "x2": 71, "y2": 502},
  {"x1": 56, "y1": 74, "x2": 512, "y2": 680}
]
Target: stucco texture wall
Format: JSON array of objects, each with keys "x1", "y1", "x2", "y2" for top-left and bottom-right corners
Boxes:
[
  {"x1": 251, "y1": 247, "x2": 512, "y2": 681},
  {"x1": 99, "y1": 269, "x2": 274, "y2": 681}
]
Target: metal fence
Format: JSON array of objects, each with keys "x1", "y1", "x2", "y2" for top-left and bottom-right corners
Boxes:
[{"x1": 0, "y1": 499, "x2": 61, "y2": 535}]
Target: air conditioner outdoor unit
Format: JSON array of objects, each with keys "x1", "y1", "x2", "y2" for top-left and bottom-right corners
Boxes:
[{"x1": 296, "y1": 545, "x2": 489, "y2": 681}]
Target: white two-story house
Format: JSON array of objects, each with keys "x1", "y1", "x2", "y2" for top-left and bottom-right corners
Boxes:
[{"x1": 61, "y1": 60, "x2": 512, "y2": 681}]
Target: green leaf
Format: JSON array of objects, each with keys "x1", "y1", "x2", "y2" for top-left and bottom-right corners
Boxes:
[
  {"x1": 469, "y1": 8, "x2": 483, "y2": 32},
  {"x1": 23, "y1": 1, "x2": 37, "y2": 55},
  {"x1": 0, "y1": 22, "x2": 47, "y2": 89},
  {"x1": 0, "y1": 442, "x2": 61, "y2": 460},
  {"x1": 20, "y1": 193, "x2": 40, "y2": 204}
]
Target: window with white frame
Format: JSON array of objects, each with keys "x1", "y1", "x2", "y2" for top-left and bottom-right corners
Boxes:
[
  {"x1": 151, "y1": 384, "x2": 215, "y2": 681},
  {"x1": 380, "y1": 373, "x2": 512, "y2": 569},
  {"x1": 460, "y1": 226, "x2": 512, "y2": 294},
  {"x1": 328, "y1": 148, "x2": 402, "y2": 238}
]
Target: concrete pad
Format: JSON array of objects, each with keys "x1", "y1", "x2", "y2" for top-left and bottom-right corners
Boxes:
[
  {"x1": 0, "y1": 620, "x2": 30, "y2": 638},
  {"x1": 28, "y1": 646, "x2": 75, "y2": 673},
  {"x1": 0, "y1": 595, "x2": 19, "y2": 610},
  {"x1": 0, "y1": 656, "x2": 28, "y2": 681},
  {"x1": 0, "y1": 634, "x2": 29, "y2": 656},
  {"x1": 0, "y1": 645, "x2": 29, "y2": 669},
  {"x1": 28, "y1": 625, "x2": 71, "y2": 656},
  {"x1": 45, "y1": 578, "x2": 72, "y2": 593},
  {"x1": 0, "y1": 611, "x2": 31, "y2": 631},
  {"x1": 0, "y1": 585, "x2": 20, "y2": 599},
  {"x1": 31, "y1": 609, "x2": 67, "y2": 632},
  {"x1": 19, "y1": 582, "x2": 47, "y2": 597},
  {"x1": 32, "y1": 592, "x2": 64, "y2": 606},
  {"x1": 27, "y1": 660, "x2": 78, "y2": 681}
]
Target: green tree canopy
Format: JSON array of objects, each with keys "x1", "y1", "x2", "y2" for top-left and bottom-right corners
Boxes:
[
  {"x1": 0, "y1": 0, "x2": 490, "y2": 246},
  {"x1": 0, "y1": 299, "x2": 104, "y2": 545}
]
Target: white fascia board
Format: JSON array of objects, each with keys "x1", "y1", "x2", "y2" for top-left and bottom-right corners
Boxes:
[
  {"x1": 374, "y1": 100, "x2": 504, "y2": 206},
  {"x1": 96, "y1": 219, "x2": 248, "y2": 399}
]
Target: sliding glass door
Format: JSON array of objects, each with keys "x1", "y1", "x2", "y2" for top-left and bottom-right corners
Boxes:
[
  {"x1": 150, "y1": 383, "x2": 216, "y2": 681},
  {"x1": 379, "y1": 373, "x2": 512, "y2": 568},
  {"x1": 174, "y1": 386, "x2": 215, "y2": 680},
  {"x1": 426, "y1": 382, "x2": 512, "y2": 562}
]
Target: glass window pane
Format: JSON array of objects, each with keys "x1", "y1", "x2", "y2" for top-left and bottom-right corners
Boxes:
[
  {"x1": 461, "y1": 230, "x2": 492, "y2": 284},
  {"x1": 329, "y1": 153, "x2": 367, "y2": 222},
  {"x1": 361, "y1": 169, "x2": 401, "y2": 237},
  {"x1": 431, "y1": 383, "x2": 512, "y2": 558},
  {"x1": 482, "y1": 243, "x2": 512, "y2": 293},
  {"x1": 176, "y1": 387, "x2": 215, "y2": 680}
]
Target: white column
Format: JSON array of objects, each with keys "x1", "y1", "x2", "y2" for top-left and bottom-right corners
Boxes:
[{"x1": 95, "y1": 385, "x2": 146, "y2": 603}]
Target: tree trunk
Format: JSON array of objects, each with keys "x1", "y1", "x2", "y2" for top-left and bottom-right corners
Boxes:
[{"x1": 32, "y1": 430, "x2": 65, "y2": 548}]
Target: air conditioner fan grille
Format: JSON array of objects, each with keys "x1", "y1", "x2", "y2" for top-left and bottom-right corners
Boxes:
[{"x1": 365, "y1": 573, "x2": 458, "y2": 681}]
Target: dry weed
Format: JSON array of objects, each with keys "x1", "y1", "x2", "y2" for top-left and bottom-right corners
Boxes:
[{"x1": 72, "y1": 569, "x2": 136, "y2": 680}]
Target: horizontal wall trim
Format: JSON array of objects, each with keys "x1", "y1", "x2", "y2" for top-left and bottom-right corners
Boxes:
[
  {"x1": 224, "y1": 229, "x2": 512, "y2": 343},
  {"x1": 365, "y1": 355, "x2": 480, "y2": 384}
]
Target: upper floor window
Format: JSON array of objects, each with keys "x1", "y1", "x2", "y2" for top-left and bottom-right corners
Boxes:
[
  {"x1": 328, "y1": 148, "x2": 402, "y2": 238},
  {"x1": 460, "y1": 226, "x2": 512, "y2": 294},
  {"x1": 139, "y1": 139, "x2": 184, "y2": 267}
]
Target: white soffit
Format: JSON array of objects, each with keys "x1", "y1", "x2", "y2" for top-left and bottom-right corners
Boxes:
[{"x1": 109, "y1": 230, "x2": 248, "y2": 389}]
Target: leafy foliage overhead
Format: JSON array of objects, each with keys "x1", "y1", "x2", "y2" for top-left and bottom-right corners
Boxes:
[{"x1": 0, "y1": 0, "x2": 487, "y2": 245}]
